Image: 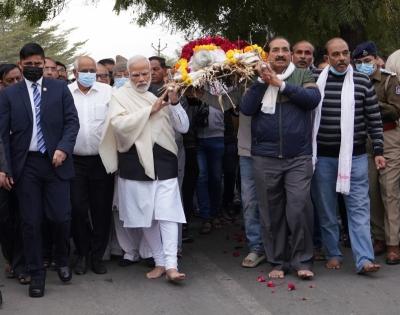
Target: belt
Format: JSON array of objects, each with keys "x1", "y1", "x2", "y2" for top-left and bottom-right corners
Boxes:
[
  {"x1": 28, "y1": 151, "x2": 48, "y2": 157},
  {"x1": 383, "y1": 121, "x2": 397, "y2": 132}
]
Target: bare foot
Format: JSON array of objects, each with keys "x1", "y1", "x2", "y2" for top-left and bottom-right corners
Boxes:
[
  {"x1": 146, "y1": 266, "x2": 165, "y2": 279},
  {"x1": 326, "y1": 258, "x2": 341, "y2": 270},
  {"x1": 358, "y1": 262, "x2": 380, "y2": 274},
  {"x1": 166, "y1": 268, "x2": 186, "y2": 282},
  {"x1": 297, "y1": 270, "x2": 314, "y2": 280},
  {"x1": 268, "y1": 269, "x2": 284, "y2": 279}
]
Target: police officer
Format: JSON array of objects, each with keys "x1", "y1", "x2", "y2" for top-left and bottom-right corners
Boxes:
[{"x1": 353, "y1": 41, "x2": 400, "y2": 264}]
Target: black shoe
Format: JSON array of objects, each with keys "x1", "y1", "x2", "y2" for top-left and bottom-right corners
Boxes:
[
  {"x1": 57, "y1": 266, "x2": 72, "y2": 283},
  {"x1": 29, "y1": 278, "x2": 45, "y2": 298},
  {"x1": 144, "y1": 257, "x2": 155, "y2": 268},
  {"x1": 74, "y1": 256, "x2": 88, "y2": 275},
  {"x1": 118, "y1": 258, "x2": 137, "y2": 267},
  {"x1": 43, "y1": 258, "x2": 50, "y2": 269},
  {"x1": 91, "y1": 260, "x2": 107, "y2": 274}
]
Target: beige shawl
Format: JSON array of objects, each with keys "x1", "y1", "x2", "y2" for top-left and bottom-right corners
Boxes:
[{"x1": 99, "y1": 83, "x2": 178, "y2": 179}]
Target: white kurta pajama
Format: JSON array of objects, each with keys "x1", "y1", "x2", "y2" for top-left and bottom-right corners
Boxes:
[{"x1": 99, "y1": 82, "x2": 189, "y2": 270}]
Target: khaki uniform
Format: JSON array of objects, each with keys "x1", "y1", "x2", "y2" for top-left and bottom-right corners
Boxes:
[{"x1": 368, "y1": 69, "x2": 400, "y2": 245}]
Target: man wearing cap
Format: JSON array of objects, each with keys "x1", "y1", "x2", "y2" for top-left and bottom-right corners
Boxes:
[{"x1": 353, "y1": 41, "x2": 400, "y2": 264}]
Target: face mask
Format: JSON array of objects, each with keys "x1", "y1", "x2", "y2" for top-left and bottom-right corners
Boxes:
[
  {"x1": 329, "y1": 66, "x2": 348, "y2": 76},
  {"x1": 23, "y1": 66, "x2": 43, "y2": 82},
  {"x1": 356, "y1": 63, "x2": 375, "y2": 76},
  {"x1": 114, "y1": 77, "x2": 128, "y2": 89},
  {"x1": 78, "y1": 72, "x2": 96, "y2": 87}
]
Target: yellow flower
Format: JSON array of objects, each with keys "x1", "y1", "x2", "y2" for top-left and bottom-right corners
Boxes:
[
  {"x1": 175, "y1": 58, "x2": 192, "y2": 85},
  {"x1": 193, "y1": 44, "x2": 218, "y2": 52},
  {"x1": 225, "y1": 49, "x2": 242, "y2": 64},
  {"x1": 244, "y1": 45, "x2": 268, "y2": 61}
]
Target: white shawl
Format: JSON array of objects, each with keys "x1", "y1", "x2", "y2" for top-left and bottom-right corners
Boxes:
[
  {"x1": 99, "y1": 83, "x2": 178, "y2": 179},
  {"x1": 261, "y1": 62, "x2": 296, "y2": 114},
  {"x1": 313, "y1": 65, "x2": 355, "y2": 195}
]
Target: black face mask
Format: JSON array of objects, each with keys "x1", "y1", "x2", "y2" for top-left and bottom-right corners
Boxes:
[{"x1": 23, "y1": 66, "x2": 43, "y2": 82}]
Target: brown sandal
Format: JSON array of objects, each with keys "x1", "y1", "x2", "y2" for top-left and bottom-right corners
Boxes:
[{"x1": 386, "y1": 246, "x2": 400, "y2": 265}]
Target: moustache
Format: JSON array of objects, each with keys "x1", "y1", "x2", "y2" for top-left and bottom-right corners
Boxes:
[{"x1": 274, "y1": 56, "x2": 287, "y2": 62}]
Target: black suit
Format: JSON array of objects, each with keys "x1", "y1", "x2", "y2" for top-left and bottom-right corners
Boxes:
[{"x1": 0, "y1": 78, "x2": 79, "y2": 279}]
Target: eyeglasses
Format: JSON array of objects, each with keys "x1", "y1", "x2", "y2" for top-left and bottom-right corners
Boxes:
[{"x1": 129, "y1": 71, "x2": 150, "y2": 79}]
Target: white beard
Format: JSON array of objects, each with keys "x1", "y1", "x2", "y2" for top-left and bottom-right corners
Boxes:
[{"x1": 131, "y1": 81, "x2": 150, "y2": 93}]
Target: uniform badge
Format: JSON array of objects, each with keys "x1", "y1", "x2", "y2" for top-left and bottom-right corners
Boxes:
[
  {"x1": 362, "y1": 50, "x2": 368, "y2": 56},
  {"x1": 396, "y1": 86, "x2": 400, "y2": 95}
]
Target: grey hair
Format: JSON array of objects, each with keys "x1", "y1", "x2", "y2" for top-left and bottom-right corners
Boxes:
[
  {"x1": 73, "y1": 56, "x2": 96, "y2": 70},
  {"x1": 127, "y1": 55, "x2": 150, "y2": 70},
  {"x1": 385, "y1": 49, "x2": 400, "y2": 79}
]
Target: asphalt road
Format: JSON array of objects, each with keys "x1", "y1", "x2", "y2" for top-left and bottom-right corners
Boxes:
[{"x1": 0, "y1": 219, "x2": 399, "y2": 315}]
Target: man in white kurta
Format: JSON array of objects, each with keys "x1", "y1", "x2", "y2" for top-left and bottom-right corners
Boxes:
[{"x1": 99, "y1": 55, "x2": 188, "y2": 281}]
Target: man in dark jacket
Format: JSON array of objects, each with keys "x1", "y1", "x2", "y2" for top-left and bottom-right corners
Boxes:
[
  {"x1": 0, "y1": 43, "x2": 79, "y2": 297},
  {"x1": 241, "y1": 36, "x2": 321, "y2": 280}
]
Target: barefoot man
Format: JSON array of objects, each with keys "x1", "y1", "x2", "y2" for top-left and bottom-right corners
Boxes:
[
  {"x1": 99, "y1": 55, "x2": 188, "y2": 282},
  {"x1": 311, "y1": 38, "x2": 384, "y2": 274},
  {"x1": 241, "y1": 37, "x2": 321, "y2": 280}
]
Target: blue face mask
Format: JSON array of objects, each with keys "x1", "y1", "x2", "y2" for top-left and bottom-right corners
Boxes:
[
  {"x1": 356, "y1": 63, "x2": 375, "y2": 76},
  {"x1": 114, "y1": 77, "x2": 128, "y2": 89},
  {"x1": 78, "y1": 72, "x2": 96, "y2": 87},
  {"x1": 329, "y1": 66, "x2": 348, "y2": 76}
]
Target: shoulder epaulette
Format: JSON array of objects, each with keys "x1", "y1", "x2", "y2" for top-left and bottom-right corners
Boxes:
[{"x1": 380, "y1": 68, "x2": 397, "y2": 76}]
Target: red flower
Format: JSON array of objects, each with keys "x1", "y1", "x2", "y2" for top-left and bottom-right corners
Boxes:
[
  {"x1": 232, "y1": 251, "x2": 240, "y2": 257},
  {"x1": 257, "y1": 275, "x2": 266, "y2": 283},
  {"x1": 266, "y1": 281, "x2": 275, "y2": 288},
  {"x1": 288, "y1": 282, "x2": 296, "y2": 291}
]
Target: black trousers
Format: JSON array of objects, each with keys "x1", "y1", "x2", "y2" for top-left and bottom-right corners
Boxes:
[
  {"x1": 222, "y1": 142, "x2": 239, "y2": 207},
  {"x1": 16, "y1": 153, "x2": 71, "y2": 279},
  {"x1": 0, "y1": 189, "x2": 25, "y2": 275},
  {"x1": 71, "y1": 155, "x2": 113, "y2": 261},
  {"x1": 182, "y1": 147, "x2": 199, "y2": 222}
]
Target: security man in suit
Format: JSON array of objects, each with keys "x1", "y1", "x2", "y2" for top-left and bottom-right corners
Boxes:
[
  {"x1": 353, "y1": 41, "x2": 400, "y2": 264},
  {"x1": 0, "y1": 43, "x2": 80, "y2": 297}
]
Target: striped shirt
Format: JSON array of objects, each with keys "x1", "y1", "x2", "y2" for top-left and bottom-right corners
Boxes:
[{"x1": 313, "y1": 69, "x2": 384, "y2": 157}]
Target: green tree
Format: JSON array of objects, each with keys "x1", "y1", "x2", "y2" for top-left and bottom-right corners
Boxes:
[
  {"x1": 113, "y1": 0, "x2": 400, "y2": 55},
  {"x1": 0, "y1": 17, "x2": 86, "y2": 64},
  {"x1": 1, "y1": 0, "x2": 399, "y2": 56}
]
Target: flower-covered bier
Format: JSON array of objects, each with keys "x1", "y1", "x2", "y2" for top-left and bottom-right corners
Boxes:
[{"x1": 174, "y1": 36, "x2": 268, "y2": 89}]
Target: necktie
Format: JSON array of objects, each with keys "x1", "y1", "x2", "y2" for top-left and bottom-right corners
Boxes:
[{"x1": 32, "y1": 83, "x2": 47, "y2": 154}]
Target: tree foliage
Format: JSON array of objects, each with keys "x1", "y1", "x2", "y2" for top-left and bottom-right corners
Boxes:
[
  {"x1": 1, "y1": 0, "x2": 399, "y2": 56},
  {"x1": 0, "y1": 17, "x2": 86, "y2": 65},
  {"x1": 114, "y1": 0, "x2": 400, "y2": 56}
]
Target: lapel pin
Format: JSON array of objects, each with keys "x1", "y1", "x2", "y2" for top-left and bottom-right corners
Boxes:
[{"x1": 43, "y1": 87, "x2": 47, "y2": 92}]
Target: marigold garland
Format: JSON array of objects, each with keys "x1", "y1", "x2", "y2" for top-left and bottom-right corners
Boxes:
[{"x1": 174, "y1": 36, "x2": 268, "y2": 88}]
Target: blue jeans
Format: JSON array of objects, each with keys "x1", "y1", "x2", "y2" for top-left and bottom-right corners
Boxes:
[
  {"x1": 311, "y1": 154, "x2": 374, "y2": 272},
  {"x1": 240, "y1": 156, "x2": 264, "y2": 254},
  {"x1": 196, "y1": 137, "x2": 224, "y2": 220}
]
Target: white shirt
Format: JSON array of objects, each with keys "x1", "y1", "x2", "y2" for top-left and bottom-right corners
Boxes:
[
  {"x1": 68, "y1": 81, "x2": 112, "y2": 155},
  {"x1": 168, "y1": 103, "x2": 189, "y2": 134},
  {"x1": 25, "y1": 77, "x2": 43, "y2": 152}
]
